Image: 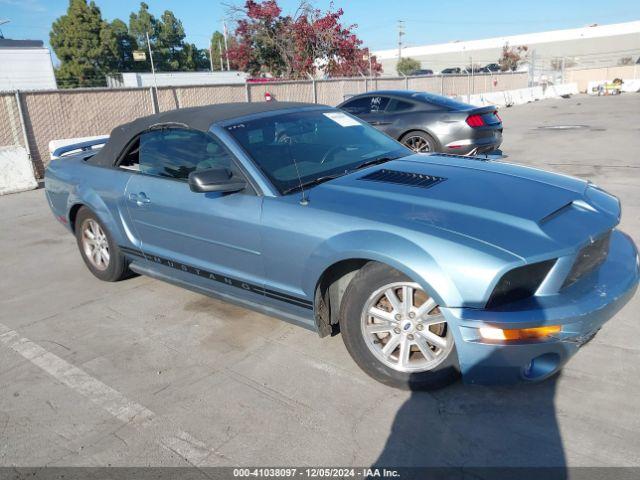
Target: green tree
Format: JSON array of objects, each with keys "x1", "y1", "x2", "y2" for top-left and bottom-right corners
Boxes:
[
  {"x1": 128, "y1": 2, "x2": 157, "y2": 45},
  {"x1": 50, "y1": 0, "x2": 117, "y2": 88},
  {"x1": 209, "y1": 31, "x2": 226, "y2": 71},
  {"x1": 181, "y1": 43, "x2": 209, "y2": 71},
  {"x1": 102, "y1": 18, "x2": 137, "y2": 73},
  {"x1": 129, "y1": 3, "x2": 201, "y2": 71},
  {"x1": 128, "y1": 2, "x2": 157, "y2": 71},
  {"x1": 396, "y1": 57, "x2": 420, "y2": 76},
  {"x1": 157, "y1": 10, "x2": 186, "y2": 70}
]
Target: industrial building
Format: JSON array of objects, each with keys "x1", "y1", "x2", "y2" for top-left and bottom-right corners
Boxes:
[
  {"x1": 0, "y1": 39, "x2": 57, "y2": 90},
  {"x1": 374, "y1": 20, "x2": 640, "y2": 76}
]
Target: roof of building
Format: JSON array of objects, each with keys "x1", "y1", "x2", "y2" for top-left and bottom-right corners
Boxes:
[
  {"x1": 374, "y1": 20, "x2": 640, "y2": 59},
  {"x1": 0, "y1": 39, "x2": 44, "y2": 48},
  {"x1": 90, "y1": 102, "x2": 320, "y2": 166}
]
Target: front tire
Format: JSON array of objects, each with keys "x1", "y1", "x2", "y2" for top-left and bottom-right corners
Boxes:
[
  {"x1": 75, "y1": 207, "x2": 131, "y2": 282},
  {"x1": 340, "y1": 262, "x2": 460, "y2": 390}
]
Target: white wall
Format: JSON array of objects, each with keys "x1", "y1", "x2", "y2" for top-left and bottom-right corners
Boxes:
[
  {"x1": 118, "y1": 71, "x2": 249, "y2": 88},
  {"x1": 0, "y1": 48, "x2": 57, "y2": 91},
  {"x1": 375, "y1": 21, "x2": 640, "y2": 75}
]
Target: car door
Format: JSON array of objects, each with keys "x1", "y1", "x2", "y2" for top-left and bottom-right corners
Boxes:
[
  {"x1": 340, "y1": 95, "x2": 392, "y2": 134},
  {"x1": 358, "y1": 96, "x2": 392, "y2": 134},
  {"x1": 123, "y1": 127, "x2": 265, "y2": 292},
  {"x1": 382, "y1": 97, "x2": 418, "y2": 139}
]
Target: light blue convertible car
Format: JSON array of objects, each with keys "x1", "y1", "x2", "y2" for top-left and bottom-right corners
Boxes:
[{"x1": 45, "y1": 102, "x2": 639, "y2": 389}]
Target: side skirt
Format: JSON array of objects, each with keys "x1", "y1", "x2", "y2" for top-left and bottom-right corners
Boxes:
[{"x1": 128, "y1": 261, "x2": 317, "y2": 333}]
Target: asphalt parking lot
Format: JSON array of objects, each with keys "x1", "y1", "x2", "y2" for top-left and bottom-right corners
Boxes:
[{"x1": 1, "y1": 93, "x2": 639, "y2": 469}]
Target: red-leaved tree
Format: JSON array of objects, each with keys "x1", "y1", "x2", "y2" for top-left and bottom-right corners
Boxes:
[{"x1": 227, "y1": 0, "x2": 382, "y2": 79}]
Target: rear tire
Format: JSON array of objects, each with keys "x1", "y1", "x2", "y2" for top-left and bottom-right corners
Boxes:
[
  {"x1": 74, "y1": 207, "x2": 131, "y2": 282},
  {"x1": 400, "y1": 130, "x2": 438, "y2": 153},
  {"x1": 339, "y1": 262, "x2": 460, "y2": 390}
]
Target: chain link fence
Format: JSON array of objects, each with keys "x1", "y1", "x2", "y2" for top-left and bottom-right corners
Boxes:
[
  {"x1": 0, "y1": 72, "x2": 528, "y2": 178},
  {"x1": 0, "y1": 93, "x2": 24, "y2": 149}
]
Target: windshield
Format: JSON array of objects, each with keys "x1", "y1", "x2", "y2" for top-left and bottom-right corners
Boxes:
[{"x1": 225, "y1": 109, "x2": 411, "y2": 194}]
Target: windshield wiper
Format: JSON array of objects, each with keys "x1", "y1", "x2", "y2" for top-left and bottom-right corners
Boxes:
[
  {"x1": 281, "y1": 155, "x2": 404, "y2": 196},
  {"x1": 282, "y1": 174, "x2": 343, "y2": 195}
]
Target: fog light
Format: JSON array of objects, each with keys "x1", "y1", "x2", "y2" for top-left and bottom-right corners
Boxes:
[{"x1": 479, "y1": 325, "x2": 561, "y2": 341}]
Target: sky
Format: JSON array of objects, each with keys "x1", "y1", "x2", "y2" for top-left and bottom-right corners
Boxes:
[{"x1": 1, "y1": 0, "x2": 638, "y2": 55}]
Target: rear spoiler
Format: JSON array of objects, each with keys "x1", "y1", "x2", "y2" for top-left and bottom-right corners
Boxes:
[
  {"x1": 50, "y1": 136, "x2": 109, "y2": 160},
  {"x1": 467, "y1": 105, "x2": 498, "y2": 115}
]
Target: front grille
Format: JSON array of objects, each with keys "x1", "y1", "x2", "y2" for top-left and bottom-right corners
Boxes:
[
  {"x1": 359, "y1": 169, "x2": 446, "y2": 189},
  {"x1": 562, "y1": 231, "x2": 611, "y2": 289}
]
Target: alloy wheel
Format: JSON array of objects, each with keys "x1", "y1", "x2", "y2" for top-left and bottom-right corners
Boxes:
[
  {"x1": 81, "y1": 219, "x2": 110, "y2": 271},
  {"x1": 403, "y1": 135, "x2": 431, "y2": 153},
  {"x1": 361, "y1": 282, "x2": 453, "y2": 373}
]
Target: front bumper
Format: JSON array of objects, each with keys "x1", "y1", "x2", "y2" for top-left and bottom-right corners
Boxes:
[{"x1": 441, "y1": 230, "x2": 639, "y2": 385}]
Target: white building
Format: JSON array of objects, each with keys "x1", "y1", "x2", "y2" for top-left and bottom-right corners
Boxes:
[
  {"x1": 0, "y1": 39, "x2": 57, "y2": 90},
  {"x1": 107, "y1": 70, "x2": 249, "y2": 88},
  {"x1": 374, "y1": 21, "x2": 640, "y2": 75}
]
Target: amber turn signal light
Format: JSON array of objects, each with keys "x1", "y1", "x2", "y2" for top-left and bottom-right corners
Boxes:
[{"x1": 479, "y1": 325, "x2": 561, "y2": 341}]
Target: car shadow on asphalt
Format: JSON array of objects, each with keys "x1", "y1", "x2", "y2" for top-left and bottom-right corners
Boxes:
[{"x1": 373, "y1": 359, "x2": 566, "y2": 479}]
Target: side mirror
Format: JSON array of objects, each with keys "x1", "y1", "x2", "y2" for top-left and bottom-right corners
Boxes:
[{"x1": 188, "y1": 168, "x2": 247, "y2": 194}]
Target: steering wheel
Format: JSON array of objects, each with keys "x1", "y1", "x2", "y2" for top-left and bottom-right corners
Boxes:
[
  {"x1": 275, "y1": 131, "x2": 293, "y2": 144},
  {"x1": 320, "y1": 145, "x2": 346, "y2": 164}
]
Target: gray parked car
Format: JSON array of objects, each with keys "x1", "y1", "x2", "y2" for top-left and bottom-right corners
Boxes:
[{"x1": 338, "y1": 90, "x2": 503, "y2": 155}]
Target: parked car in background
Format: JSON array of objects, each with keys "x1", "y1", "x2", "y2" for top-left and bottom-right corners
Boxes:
[
  {"x1": 463, "y1": 66, "x2": 487, "y2": 74},
  {"x1": 45, "y1": 102, "x2": 639, "y2": 390},
  {"x1": 338, "y1": 90, "x2": 503, "y2": 155},
  {"x1": 485, "y1": 63, "x2": 502, "y2": 72},
  {"x1": 440, "y1": 67, "x2": 461, "y2": 74},
  {"x1": 411, "y1": 69, "x2": 433, "y2": 76}
]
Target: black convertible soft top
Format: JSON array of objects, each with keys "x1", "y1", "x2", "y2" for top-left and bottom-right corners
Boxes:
[{"x1": 89, "y1": 101, "x2": 318, "y2": 167}]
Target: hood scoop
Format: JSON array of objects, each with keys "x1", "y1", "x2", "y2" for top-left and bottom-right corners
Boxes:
[{"x1": 360, "y1": 169, "x2": 446, "y2": 189}]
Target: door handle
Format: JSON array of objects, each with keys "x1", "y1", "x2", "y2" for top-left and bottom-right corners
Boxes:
[
  {"x1": 370, "y1": 121, "x2": 391, "y2": 126},
  {"x1": 129, "y1": 192, "x2": 151, "y2": 207}
]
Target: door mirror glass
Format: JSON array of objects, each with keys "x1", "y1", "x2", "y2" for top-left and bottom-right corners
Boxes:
[{"x1": 188, "y1": 168, "x2": 246, "y2": 194}]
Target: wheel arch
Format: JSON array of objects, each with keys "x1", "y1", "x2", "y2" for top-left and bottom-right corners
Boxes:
[
  {"x1": 66, "y1": 188, "x2": 127, "y2": 246},
  {"x1": 68, "y1": 203, "x2": 85, "y2": 233},
  {"x1": 308, "y1": 232, "x2": 463, "y2": 337},
  {"x1": 398, "y1": 129, "x2": 441, "y2": 150}
]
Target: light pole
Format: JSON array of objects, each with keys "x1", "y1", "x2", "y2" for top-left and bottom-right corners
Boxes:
[
  {"x1": 223, "y1": 22, "x2": 231, "y2": 71},
  {"x1": 146, "y1": 31, "x2": 158, "y2": 103}
]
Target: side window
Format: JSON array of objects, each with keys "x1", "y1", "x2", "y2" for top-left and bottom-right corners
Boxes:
[
  {"x1": 120, "y1": 129, "x2": 235, "y2": 180},
  {"x1": 386, "y1": 99, "x2": 414, "y2": 113},
  {"x1": 341, "y1": 97, "x2": 372, "y2": 115},
  {"x1": 368, "y1": 96, "x2": 389, "y2": 113}
]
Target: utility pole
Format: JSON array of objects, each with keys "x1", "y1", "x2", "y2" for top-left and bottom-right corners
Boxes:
[
  {"x1": 218, "y1": 40, "x2": 224, "y2": 71},
  {"x1": 209, "y1": 45, "x2": 214, "y2": 72},
  {"x1": 146, "y1": 31, "x2": 158, "y2": 100},
  {"x1": 223, "y1": 22, "x2": 231, "y2": 71},
  {"x1": 397, "y1": 20, "x2": 405, "y2": 60}
]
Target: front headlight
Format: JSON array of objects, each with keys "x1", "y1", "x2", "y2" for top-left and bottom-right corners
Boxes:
[{"x1": 486, "y1": 259, "x2": 556, "y2": 309}]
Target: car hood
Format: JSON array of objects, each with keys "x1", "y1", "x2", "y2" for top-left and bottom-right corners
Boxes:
[{"x1": 310, "y1": 154, "x2": 620, "y2": 259}]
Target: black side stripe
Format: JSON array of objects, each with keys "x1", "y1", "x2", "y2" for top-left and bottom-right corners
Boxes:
[{"x1": 120, "y1": 245, "x2": 313, "y2": 310}]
